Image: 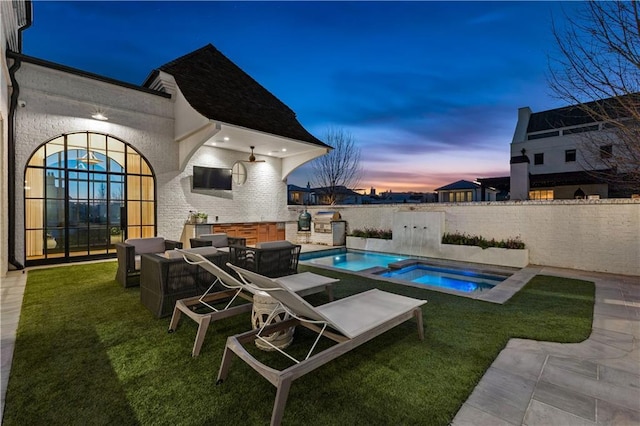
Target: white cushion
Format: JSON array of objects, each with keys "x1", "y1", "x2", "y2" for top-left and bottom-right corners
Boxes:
[
  {"x1": 163, "y1": 249, "x2": 184, "y2": 259},
  {"x1": 125, "y1": 237, "x2": 165, "y2": 254},
  {"x1": 256, "y1": 240, "x2": 293, "y2": 249}
]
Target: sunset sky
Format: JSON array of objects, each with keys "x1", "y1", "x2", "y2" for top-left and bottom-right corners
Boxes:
[{"x1": 23, "y1": 1, "x2": 583, "y2": 192}]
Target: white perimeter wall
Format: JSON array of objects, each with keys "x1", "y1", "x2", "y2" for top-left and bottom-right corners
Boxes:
[{"x1": 287, "y1": 200, "x2": 640, "y2": 276}]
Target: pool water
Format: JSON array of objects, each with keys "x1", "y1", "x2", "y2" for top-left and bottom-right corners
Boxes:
[
  {"x1": 379, "y1": 264, "x2": 505, "y2": 293},
  {"x1": 301, "y1": 251, "x2": 407, "y2": 271},
  {"x1": 301, "y1": 249, "x2": 509, "y2": 294}
]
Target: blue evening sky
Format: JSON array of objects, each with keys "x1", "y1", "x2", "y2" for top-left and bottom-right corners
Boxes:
[{"x1": 23, "y1": 1, "x2": 581, "y2": 192}]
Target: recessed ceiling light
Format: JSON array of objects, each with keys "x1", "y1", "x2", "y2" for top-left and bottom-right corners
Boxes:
[
  {"x1": 223, "y1": 137, "x2": 230, "y2": 141},
  {"x1": 91, "y1": 112, "x2": 108, "y2": 121},
  {"x1": 282, "y1": 148, "x2": 287, "y2": 152}
]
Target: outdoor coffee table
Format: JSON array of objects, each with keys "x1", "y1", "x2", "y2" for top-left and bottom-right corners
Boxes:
[{"x1": 251, "y1": 272, "x2": 339, "y2": 351}]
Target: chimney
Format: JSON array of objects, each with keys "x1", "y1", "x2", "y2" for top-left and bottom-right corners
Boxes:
[{"x1": 510, "y1": 150, "x2": 530, "y2": 200}]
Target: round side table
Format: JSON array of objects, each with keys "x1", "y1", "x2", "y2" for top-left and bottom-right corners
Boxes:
[{"x1": 251, "y1": 292, "x2": 295, "y2": 351}]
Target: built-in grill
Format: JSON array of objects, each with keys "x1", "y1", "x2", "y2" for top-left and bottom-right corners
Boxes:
[
  {"x1": 310, "y1": 211, "x2": 346, "y2": 245},
  {"x1": 313, "y1": 211, "x2": 340, "y2": 233}
]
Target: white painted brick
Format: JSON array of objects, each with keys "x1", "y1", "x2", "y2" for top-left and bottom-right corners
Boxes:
[
  {"x1": 11, "y1": 62, "x2": 290, "y2": 264},
  {"x1": 291, "y1": 200, "x2": 640, "y2": 276}
]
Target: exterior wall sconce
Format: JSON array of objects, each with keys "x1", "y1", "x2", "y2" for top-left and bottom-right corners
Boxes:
[{"x1": 91, "y1": 112, "x2": 108, "y2": 121}]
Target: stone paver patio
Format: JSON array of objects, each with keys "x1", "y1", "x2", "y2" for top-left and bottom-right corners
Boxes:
[
  {"x1": 453, "y1": 267, "x2": 640, "y2": 425},
  {"x1": 2, "y1": 262, "x2": 639, "y2": 424}
]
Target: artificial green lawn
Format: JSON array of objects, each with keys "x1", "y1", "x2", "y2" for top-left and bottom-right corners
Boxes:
[{"x1": 4, "y1": 262, "x2": 594, "y2": 425}]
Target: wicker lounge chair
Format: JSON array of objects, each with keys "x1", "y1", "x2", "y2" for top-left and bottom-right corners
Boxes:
[
  {"x1": 115, "y1": 237, "x2": 182, "y2": 288},
  {"x1": 228, "y1": 240, "x2": 301, "y2": 278},
  {"x1": 222, "y1": 263, "x2": 427, "y2": 426},
  {"x1": 189, "y1": 233, "x2": 246, "y2": 249},
  {"x1": 169, "y1": 250, "x2": 338, "y2": 357}
]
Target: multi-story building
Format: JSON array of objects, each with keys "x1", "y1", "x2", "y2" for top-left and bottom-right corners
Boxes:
[{"x1": 479, "y1": 96, "x2": 638, "y2": 200}]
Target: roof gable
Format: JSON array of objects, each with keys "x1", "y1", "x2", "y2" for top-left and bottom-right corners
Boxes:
[
  {"x1": 435, "y1": 180, "x2": 480, "y2": 191},
  {"x1": 144, "y1": 44, "x2": 327, "y2": 147}
]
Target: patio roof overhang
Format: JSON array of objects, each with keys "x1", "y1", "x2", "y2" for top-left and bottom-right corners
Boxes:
[{"x1": 170, "y1": 74, "x2": 330, "y2": 179}]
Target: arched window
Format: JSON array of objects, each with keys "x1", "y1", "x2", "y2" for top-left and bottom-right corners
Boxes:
[{"x1": 24, "y1": 132, "x2": 155, "y2": 264}]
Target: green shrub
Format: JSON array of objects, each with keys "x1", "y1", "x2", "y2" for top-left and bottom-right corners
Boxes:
[
  {"x1": 442, "y1": 232, "x2": 525, "y2": 249},
  {"x1": 349, "y1": 228, "x2": 392, "y2": 239}
]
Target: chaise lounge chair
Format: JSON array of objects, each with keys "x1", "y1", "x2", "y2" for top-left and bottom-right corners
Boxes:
[
  {"x1": 222, "y1": 263, "x2": 427, "y2": 426},
  {"x1": 169, "y1": 250, "x2": 338, "y2": 357}
]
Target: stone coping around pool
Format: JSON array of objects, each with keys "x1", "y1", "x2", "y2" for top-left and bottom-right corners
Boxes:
[
  {"x1": 387, "y1": 258, "x2": 518, "y2": 278},
  {"x1": 474, "y1": 265, "x2": 543, "y2": 304},
  {"x1": 358, "y1": 262, "x2": 542, "y2": 305},
  {"x1": 361, "y1": 264, "x2": 541, "y2": 303},
  {"x1": 302, "y1": 250, "x2": 542, "y2": 304},
  {"x1": 301, "y1": 248, "x2": 538, "y2": 303}
]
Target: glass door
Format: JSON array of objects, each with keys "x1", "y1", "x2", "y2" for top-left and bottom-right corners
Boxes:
[{"x1": 24, "y1": 132, "x2": 155, "y2": 265}]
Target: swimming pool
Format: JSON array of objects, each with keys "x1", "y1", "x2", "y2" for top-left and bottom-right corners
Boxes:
[
  {"x1": 300, "y1": 249, "x2": 510, "y2": 294},
  {"x1": 301, "y1": 250, "x2": 407, "y2": 271}
]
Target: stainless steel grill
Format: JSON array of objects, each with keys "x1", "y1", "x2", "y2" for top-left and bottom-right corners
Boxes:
[{"x1": 313, "y1": 211, "x2": 339, "y2": 233}]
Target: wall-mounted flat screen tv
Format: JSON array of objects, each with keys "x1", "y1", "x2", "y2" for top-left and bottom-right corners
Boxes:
[{"x1": 192, "y1": 166, "x2": 232, "y2": 190}]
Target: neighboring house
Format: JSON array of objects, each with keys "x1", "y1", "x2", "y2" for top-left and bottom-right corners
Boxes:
[
  {"x1": 287, "y1": 185, "x2": 436, "y2": 205},
  {"x1": 435, "y1": 180, "x2": 497, "y2": 203},
  {"x1": 287, "y1": 185, "x2": 363, "y2": 205},
  {"x1": 366, "y1": 191, "x2": 437, "y2": 204},
  {"x1": 2, "y1": 1, "x2": 330, "y2": 270},
  {"x1": 474, "y1": 176, "x2": 510, "y2": 201},
  {"x1": 288, "y1": 184, "x2": 316, "y2": 205},
  {"x1": 486, "y1": 95, "x2": 637, "y2": 201}
]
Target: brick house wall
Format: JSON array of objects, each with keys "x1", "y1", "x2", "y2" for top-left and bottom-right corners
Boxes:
[{"x1": 11, "y1": 61, "x2": 289, "y2": 265}]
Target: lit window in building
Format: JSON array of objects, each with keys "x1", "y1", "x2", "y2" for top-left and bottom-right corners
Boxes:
[{"x1": 529, "y1": 189, "x2": 554, "y2": 200}]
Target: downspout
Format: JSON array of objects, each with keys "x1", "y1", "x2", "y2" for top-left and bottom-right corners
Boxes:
[{"x1": 7, "y1": 0, "x2": 33, "y2": 270}]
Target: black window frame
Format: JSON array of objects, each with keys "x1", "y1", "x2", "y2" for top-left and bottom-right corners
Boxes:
[
  {"x1": 600, "y1": 144, "x2": 613, "y2": 159},
  {"x1": 534, "y1": 153, "x2": 544, "y2": 165},
  {"x1": 565, "y1": 149, "x2": 576, "y2": 162}
]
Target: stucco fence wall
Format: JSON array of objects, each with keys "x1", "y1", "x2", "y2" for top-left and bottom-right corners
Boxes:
[{"x1": 286, "y1": 200, "x2": 640, "y2": 276}]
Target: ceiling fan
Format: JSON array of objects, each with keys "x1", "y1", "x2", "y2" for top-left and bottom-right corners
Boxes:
[{"x1": 241, "y1": 146, "x2": 266, "y2": 163}]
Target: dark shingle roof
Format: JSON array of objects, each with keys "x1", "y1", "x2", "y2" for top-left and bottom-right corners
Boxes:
[
  {"x1": 527, "y1": 93, "x2": 640, "y2": 133},
  {"x1": 144, "y1": 44, "x2": 328, "y2": 148},
  {"x1": 434, "y1": 180, "x2": 480, "y2": 191}
]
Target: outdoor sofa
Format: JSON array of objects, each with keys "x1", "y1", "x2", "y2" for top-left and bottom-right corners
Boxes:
[
  {"x1": 115, "y1": 237, "x2": 183, "y2": 288},
  {"x1": 228, "y1": 240, "x2": 301, "y2": 278},
  {"x1": 189, "y1": 233, "x2": 246, "y2": 249},
  {"x1": 139, "y1": 247, "x2": 229, "y2": 318}
]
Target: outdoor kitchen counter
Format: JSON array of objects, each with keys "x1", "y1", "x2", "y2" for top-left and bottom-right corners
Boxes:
[{"x1": 181, "y1": 221, "x2": 286, "y2": 247}]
